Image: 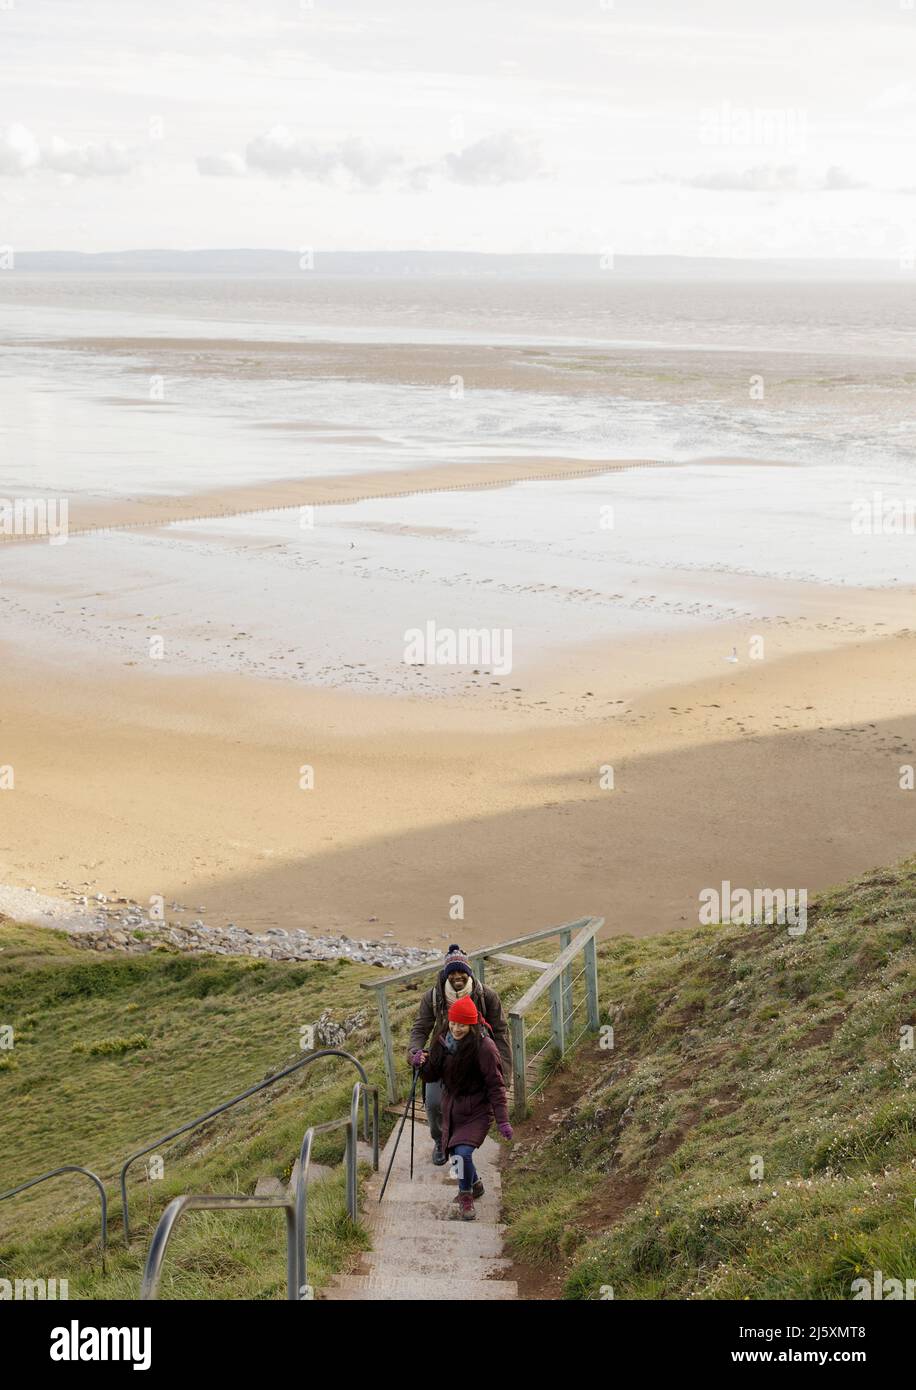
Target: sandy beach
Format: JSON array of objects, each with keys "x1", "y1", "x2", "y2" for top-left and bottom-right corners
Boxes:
[
  {"x1": 2, "y1": 583, "x2": 915, "y2": 948},
  {"x1": 2, "y1": 275, "x2": 915, "y2": 950}
]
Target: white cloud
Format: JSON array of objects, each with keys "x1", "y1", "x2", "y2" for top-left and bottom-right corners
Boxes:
[
  {"x1": 821, "y1": 164, "x2": 867, "y2": 191},
  {"x1": 197, "y1": 127, "x2": 547, "y2": 192},
  {"x1": 0, "y1": 124, "x2": 137, "y2": 178},
  {"x1": 4, "y1": 1, "x2": 915, "y2": 254},
  {"x1": 441, "y1": 132, "x2": 546, "y2": 186},
  {"x1": 244, "y1": 125, "x2": 337, "y2": 178},
  {"x1": 196, "y1": 152, "x2": 247, "y2": 178},
  {"x1": 0, "y1": 124, "x2": 41, "y2": 176},
  {"x1": 336, "y1": 138, "x2": 402, "y2": 189},
  {"x1": 685, "y1": 164, "x2": 867, "y2": 192},
  {"x1": 236, "y1": 125, "x2": 400, "y2": 185},
  {"x1": 43, "y1": 137, "x2": 135, "y2": 177}
]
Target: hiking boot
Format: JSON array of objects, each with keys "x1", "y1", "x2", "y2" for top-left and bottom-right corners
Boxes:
[
  {"x1": 432, "y1": 1145, "x2": 448, "y2": 1166},
  {"x1": 452, "y1": 1179, "x2": 484, "y2": 1200},
  {"x1": 449, "y1": 1192, "x2": 476, "y2": 1221}
]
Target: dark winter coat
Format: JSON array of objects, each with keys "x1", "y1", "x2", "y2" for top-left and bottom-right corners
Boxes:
[
  {"x1": 407, "y1": 976, "x2": 512, "y2": 1081},
  {"x1": 419, "y1": 1030, "x2": 510, "y2": 1153}
]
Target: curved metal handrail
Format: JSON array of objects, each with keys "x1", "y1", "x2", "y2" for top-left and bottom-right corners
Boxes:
[
  {"x1": 295, "y1": 1081, "x2": 379, "y2": 1299},
  {"x1": 140, "y1": 1194, "x2": 297, "y2": 1300},
  {"x1": 0, "y1": 1165, "x2": 108, "y2": 1269},
  {"x1": 119, "y1": 1048, "x2": 369, "y2": 1243},
  {"x1": 351, "y1": 1080, "x2": 380, "y2": 1208}
]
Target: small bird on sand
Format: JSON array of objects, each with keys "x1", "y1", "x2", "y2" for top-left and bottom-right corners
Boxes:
[{"x1": 725, "y1": 646, "x2": 739, "y2": 663}]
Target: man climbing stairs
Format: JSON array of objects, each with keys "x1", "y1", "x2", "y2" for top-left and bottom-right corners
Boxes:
[{"x1": 322, "y1": 1117, "x2": 518, "y2": 1300}]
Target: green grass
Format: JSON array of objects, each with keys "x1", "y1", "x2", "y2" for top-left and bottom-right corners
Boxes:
[
  {"x1": 6, "y1": 856, "x2": 915, "y2": 1302},
  {"x1": 0, "y1": 924, "x2": 548, "y2": 1299},
  {"x1": 0, "y1": 926, "x2": 414, "y2": 1298},
  {"x1": 501, "y1": 859, "x2": 916, "y2": 1299}
]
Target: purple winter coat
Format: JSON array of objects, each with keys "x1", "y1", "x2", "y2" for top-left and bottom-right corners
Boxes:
[{"x1": 419, "y1": 1029, "x2": 510, "y2": 1153}]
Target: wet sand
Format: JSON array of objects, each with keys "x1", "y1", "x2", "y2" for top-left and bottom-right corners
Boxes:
[{"x1": 0, "y1": 454, "x2": 777, "y2": 542}]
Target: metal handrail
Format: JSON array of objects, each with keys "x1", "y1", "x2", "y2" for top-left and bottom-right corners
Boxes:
[
  {"x1": 295, "y1": 1081, "x2": 379, "y2": 1299},
  {"x1": 140, "y1": 1194, "x2": 297, "y2": 1300},
  {"x1": 0, "y1": 1165, "x2": 108, "y2": 1270},
  {"x1": 119, "y1": 1048, "x2": 369, "y2": 1242},
  {"x1": 350, "y1": 1080, "x2": 379, "y2": 1213}
]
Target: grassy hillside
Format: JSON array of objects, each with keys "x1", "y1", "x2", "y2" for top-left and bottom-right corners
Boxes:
[
  {"x1": 0, "y1": 920, "x2": 542, "y2": 1300},
  {"x1": 3, "y1": 859, "x2": 914, "y2": 1303},
  {"x1": 0, "y1": 924, "x2": 410, "y2": 1299},
  {"x1": 502, "y1": 861, "x2": 916, "y2": 1299}
]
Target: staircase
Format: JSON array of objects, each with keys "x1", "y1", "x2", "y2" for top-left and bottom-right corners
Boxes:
[{"x1": 322, "y1": 1118, "x2": 518, "y2": 1301}]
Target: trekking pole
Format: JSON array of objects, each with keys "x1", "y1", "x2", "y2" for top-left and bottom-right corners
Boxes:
[
  {"x1": 409, "y1": 1067, "x2": 417, "y2": 1180},
  {"x1": 378, "y1": 1064, "x2": 421, "y2": 1202}
]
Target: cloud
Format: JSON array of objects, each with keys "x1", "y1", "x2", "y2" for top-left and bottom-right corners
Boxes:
[
  {"x1": 336, "y1": 137, "x2": 401, "y2": 188},
  {"x1": 0, "y1": 124, "x2": 41, "y2": 175},
  {"x1": 441, "y1": 131, "x2": 546, "y2": 186},
  {"x1": 195, "y1": 152, "x2": 247, "y2": 178},
  {"x1": 684, "y1": 164, "x2": 866, "y2": 192},
  {"x1": 244, "y1": 126, "x2": 337, "y2": 178},
  {"x1": 0, "y1": 123, "x2": 137, "y2": 177},
  {"x1": 821, "y1": 164, "x2": 867, "y2": 191},
  {"x1": 43, "y1": 136, "x2": 134, "y2": 177},
  {"x1": 238, "y1": 125, "x2": 399, "y2": 185},
  {"x1": 197, "y1": 126, "x2": 548, "y2": 191}
]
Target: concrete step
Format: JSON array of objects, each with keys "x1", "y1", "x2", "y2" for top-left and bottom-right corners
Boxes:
[
  {"x1": 380, "y1": 1167, "x2": 505, "y2": 1189},
  {"x1": 373, "y1": 1168, "x2": 450, "y2": 1188},
  {"x1": 324, "y1": 1119, "x2": 511, "y2": 1301},
  {"x1": 367, "y1": 1176, "x2": 501, "y2": 1202},
  {"x1": 370, "y1": 1164, "x2": 463, "y2": 1186},
  {"x1": 377, "y1": 1182, "x2": 500, "y2": 1211},
  {"x1": 368, "y1": 1212, "x2": 507, "y2": 1240},
  {"x1": 322, "y1": 1274, "x2": 518, "y2": 1301},
  {"x1": 368, "y1": 1230, "x2": 507, "y2": 1258},
  {"x1": 368, "y1": 1197, "x2": 501, "y2": 1221},
  {"x1": 360, "y1": 1251, "x2": 513, "y2": 1277},
  {"x1": 375, "y1": 1174, "x2": 499, "y2": 1196}
]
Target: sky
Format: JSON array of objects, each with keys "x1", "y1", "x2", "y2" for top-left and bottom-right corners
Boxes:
[{"x1": 2, "y1": 0, "x2": 916, "y2": 258}]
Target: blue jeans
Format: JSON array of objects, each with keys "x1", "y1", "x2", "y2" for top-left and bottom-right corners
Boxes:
[
  {"x1": 424, "y1": 1081, "x2": 443, "y2": 1144},
  {"x1": 449, "y1": 1143, "x2": 478, "y2": 1192}
]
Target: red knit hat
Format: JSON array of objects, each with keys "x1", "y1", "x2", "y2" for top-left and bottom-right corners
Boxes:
[{"x1": 448, "y1": 996, "x2": 479, "y2": 1026}]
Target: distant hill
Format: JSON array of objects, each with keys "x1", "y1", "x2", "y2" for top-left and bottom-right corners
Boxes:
[{"x1": 9, "y1": 249, "x2": 907, "y2": 280}]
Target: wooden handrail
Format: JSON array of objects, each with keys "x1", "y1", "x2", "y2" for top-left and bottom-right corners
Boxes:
[
  {"x1": 363, "y1": 915, "x2": 605, "y2": 1108},
  {"x1": 508, "y1": 918, "x2": 604, "y2": 1018},
  {"x1": 359, "y1": 917, "x2": 594, "y2": 992}
]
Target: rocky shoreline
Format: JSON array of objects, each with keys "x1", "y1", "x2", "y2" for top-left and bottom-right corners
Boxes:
[
  {"x1": 72, "y1": 918, "x2": 440, "y2": 970},
  {"x1": 0, "y1": 883, "x2": 440, "y2": 971}
]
